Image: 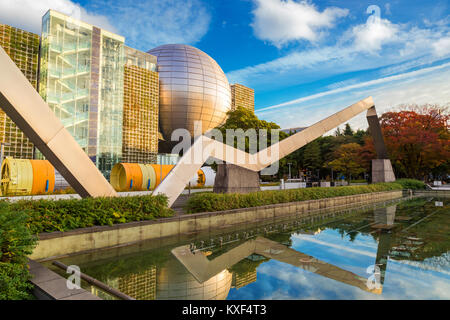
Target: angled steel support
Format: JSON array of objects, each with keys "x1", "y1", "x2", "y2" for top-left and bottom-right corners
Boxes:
[
  {"x1": 154, "y1": 97, "x2": 376, "y2": 206},
  {"x1": 0, "y1": 46, "x2": 117, "y2": 197}
]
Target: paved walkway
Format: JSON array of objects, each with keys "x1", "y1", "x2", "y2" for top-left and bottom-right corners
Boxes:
[{"x1": 28, "y1": 259, "x2": 101, "y2": 300}]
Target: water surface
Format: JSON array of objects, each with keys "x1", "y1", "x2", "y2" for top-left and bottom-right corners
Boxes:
[{"x1": 44, "y1": 196, "x2": 450, "y2": 300}]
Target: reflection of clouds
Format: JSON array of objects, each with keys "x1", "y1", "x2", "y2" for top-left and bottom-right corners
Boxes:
[
  {"x1": 292, "y1": 235, "x2": 376, "y2": 257},
  {"x1": 227, "y1": 234, "x2": 450, "y2": 300},
  {"x1": 257, "y1": 261, "x2": 370, "y2": 300}
]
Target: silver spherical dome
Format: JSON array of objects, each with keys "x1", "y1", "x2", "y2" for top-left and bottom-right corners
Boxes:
[{"x1": 148, "y1": 44, "x2": 231, "y2": 138}]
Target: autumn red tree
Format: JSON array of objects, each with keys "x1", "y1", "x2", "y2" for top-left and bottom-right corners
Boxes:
[{"x1": 364, "y1": 104, "x2": 449, "y2": 180}]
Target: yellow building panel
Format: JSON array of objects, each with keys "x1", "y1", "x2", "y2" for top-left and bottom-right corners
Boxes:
[
  {"x1": 230, "y1": 83, "x2": 255, "y2": 112},
  {"x1": 0, "y1": 24, "x2": 39, "y2": 159},
  {"x1": 122, "y1": 65, "x2": 159, "y2": 163}
]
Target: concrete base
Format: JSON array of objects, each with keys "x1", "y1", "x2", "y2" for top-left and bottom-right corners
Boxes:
[
  {"x1": 372, "y1": 159, "x2": 396, "y2": 183},
  {"x1": 213, "y1": 163, "x2": 260, "y2": 194}
]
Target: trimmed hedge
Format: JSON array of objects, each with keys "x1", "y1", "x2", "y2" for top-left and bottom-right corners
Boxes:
[
  {"x1": 0, "y1": 202, "x2": 36, "y2": 299},
  {"x1": 186, "y1": 182, "x2": 404, "y2": 213},
  {"x1": 395, "y1": 179, "x2": 426, "y2": 190},
  {"x1": 6, "y1": 194, "x2": 174, "y2": 234}
]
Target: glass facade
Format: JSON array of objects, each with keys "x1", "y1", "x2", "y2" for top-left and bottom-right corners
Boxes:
[
  {"x1": 39, "y1": 11, "x2": 93, "y2": 153},
  {"x1": 39, "y1": 10, "x2": 124, "y2": 178},
  {"x1": 97, "y1": 32, "x2": 124, "y2": 176},
  {"x1": 125, "y1": 46, "x2": 157, "y2": 72},
  {"x1": 0, "y1": 24, "x2": 39, "y2": 159},
  {"x1": 157, "y1": 153, "x2": 179, "y2": 165}
]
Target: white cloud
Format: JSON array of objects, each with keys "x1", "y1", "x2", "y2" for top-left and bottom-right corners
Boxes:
[
  {"x1": 0, "y1": 0, "x2": 211, "y2": 51},
  {"x1": 0, "y1": 0, "x2": 115, "y2": 34},
  {"x1": 251, "y1": 0, "x2": 348, "y2": 47},
  {"x1": 256, "y1": 62, "x2": 450, "y2": 130},
  {"x1": 433, "y1": 36, "x2": 450, "y2": 57},
  {"x1": 351, "y1": 16, "x2": 399, "y2": 53},
  {"x1": 85, "y1": 0, "x2": 211, "y2": 51},
  {"x1": 228, "y1": 12, "x2": 450, "y2": 90},
  {"x1": 257, "y1": 62, "x2": 450, "y2": 113},
  {"x1": 227, "y1": 45, "x2": 355, "y2": 84}
]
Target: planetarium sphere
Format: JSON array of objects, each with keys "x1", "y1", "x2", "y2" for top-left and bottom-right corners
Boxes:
[{"x1": 148, "y1": 44, "x2": 231, "y2": 138}]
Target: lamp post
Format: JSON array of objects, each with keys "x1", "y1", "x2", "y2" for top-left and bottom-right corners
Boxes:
[{"x1": 287, "y1": 163, "x2": 292, "y2": 180}]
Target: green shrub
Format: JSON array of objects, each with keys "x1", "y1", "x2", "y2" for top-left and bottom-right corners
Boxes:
[
  {"x1": 7, "y1": 194, "x2": 174, "y2": 234},
  {"x1": 0, "y1": 202, "x2": 36, "y2": 299},
  {"x1": 186, "y1": 182, "x2": 404, "y2": 213},
  {"x1": 395, "y1": 179, "x2": 426, "y2": 190}
]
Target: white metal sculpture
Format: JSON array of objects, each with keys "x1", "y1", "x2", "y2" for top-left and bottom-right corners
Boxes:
[{"x1": 154, "y1": 97, "x2": 376, "y2": 206}]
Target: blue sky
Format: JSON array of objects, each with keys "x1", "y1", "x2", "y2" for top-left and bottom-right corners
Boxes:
[{"x1": 1, "y1": 0, "x2": 449, "y2": 130}]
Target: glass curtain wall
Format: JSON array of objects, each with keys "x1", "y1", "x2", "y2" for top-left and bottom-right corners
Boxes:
[
  {"x1": 39, "y1": 10, "x2": 92, "y2": 153},
  {"x1": 39, "y1": 10, "x2": 124, "y2": 178},
  {"x1": 97, "y1": 33, "x2": 124, "y2": 177}
]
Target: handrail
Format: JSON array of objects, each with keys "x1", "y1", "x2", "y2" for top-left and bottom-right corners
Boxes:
[{"x1": 52, "y1": 261, "x2": 135, "y2": 300}]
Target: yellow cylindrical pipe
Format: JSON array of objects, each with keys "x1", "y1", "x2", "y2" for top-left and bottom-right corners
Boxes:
[
  {"x1": 139, "y1": 164, "x2": 156, "y2": 190},
  {"x1": 110, "y1": 163, "x2": 174, "y2": 192},
  {"x1": 1, "y1": 157, "x2": 33, "y2": 196}
]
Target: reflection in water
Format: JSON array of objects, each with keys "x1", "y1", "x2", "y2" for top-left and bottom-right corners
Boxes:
[
  {"x1": 156, "y1": 261, "x2": 232, "y2": 300},
  {"x1": 46, "y1": 197, "x2": 450, "y2": 300},
  {"x1": 172, "y1": 236, "x2": 379, "y2": 294},
  {"x1": 373, "y1": 205, "x2": 396, "y2": 290}
]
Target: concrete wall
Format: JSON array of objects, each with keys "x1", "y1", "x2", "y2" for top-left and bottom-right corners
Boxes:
[
  {"x1": 30, "y1": 190, "x2": 403, "y2": 260},
  {"x1": 413, "y1": 190, "x2": 450, "y2": 197}
]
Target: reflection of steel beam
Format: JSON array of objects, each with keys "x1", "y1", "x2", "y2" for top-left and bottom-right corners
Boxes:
[
  {"x1": 155, "y1": 97, "x2": 375, "y2": 206},
  {"x1": 366, "y1": 106, "x2": 388, "y2": 159},
  {"x1": 172, "y1": 236, "x2": 380, "y2": 294},
  {"x1": 0, "y1": 46, "x2": 117, "y2": 197}
]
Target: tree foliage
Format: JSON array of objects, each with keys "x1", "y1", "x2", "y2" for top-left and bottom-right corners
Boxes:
[
  {"x1": 215, "y1": 104, "x2": 449, "y2": 181},
  {"x1": 328, "y1": 143, "x2": 366, "y2": 181},
  {"x1": 365, "y1": 104, "x2": 450, "y2": 179},
  {"x1": 0, "y1": 202, "x2": 36, "y2": 299},
  {"x1": 216, "y1": 107, "x2": 286, "y2": 152}
]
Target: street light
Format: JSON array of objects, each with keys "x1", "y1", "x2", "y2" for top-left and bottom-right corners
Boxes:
[{"x1": 287, "y1": 163, "x2": 292, "y2": 180}]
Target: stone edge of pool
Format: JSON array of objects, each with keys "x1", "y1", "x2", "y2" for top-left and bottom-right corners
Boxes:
[{"x1": 29, "y1": 190, "x2": 409, "y2": 260}]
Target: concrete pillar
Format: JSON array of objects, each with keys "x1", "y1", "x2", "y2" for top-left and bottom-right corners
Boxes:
[
  {"x1": 213, "y1": 163, "x2": 260, "y2": 194},
  {"x1": 372, "y1": 159, "x2": 396, "y2": 183},
  {"x1": 366, "y1": 106, "x2": 396, "y2": 183}
]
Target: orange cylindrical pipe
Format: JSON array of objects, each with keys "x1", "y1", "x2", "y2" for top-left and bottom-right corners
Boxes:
[
  {"x1": 149, "y1": 164, "x2": 174, "y2": 187},
  {"x1": 30, "y1": 160, "x2": 55, "y2": 194},
  {"x1": 110, "y1": 163, "x2": 143, "y2": 192}
]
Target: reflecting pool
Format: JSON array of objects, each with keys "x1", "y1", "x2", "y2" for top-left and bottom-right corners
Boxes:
[{"x1": 44, "y1": 196, "x2": 449, "y2": 300}]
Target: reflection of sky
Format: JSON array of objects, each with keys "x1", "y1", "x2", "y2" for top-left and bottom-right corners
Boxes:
[{"x1": 227, "y1": 229, "x2": 450, "y2": 300}]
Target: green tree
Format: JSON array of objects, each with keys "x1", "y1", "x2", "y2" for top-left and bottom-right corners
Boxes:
[
  {"x1": 343, "y1": 123, "x2": 354, "y2": 136},
  {"x1": 303, "y1": 140, "x2": 322, "y2": 171},
  {"x1": 217, "y1": 107, "x2": 286, "y2": 152},
  {"x1": 328, "y1": 143, "x2": 366, "y2": 181}
]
